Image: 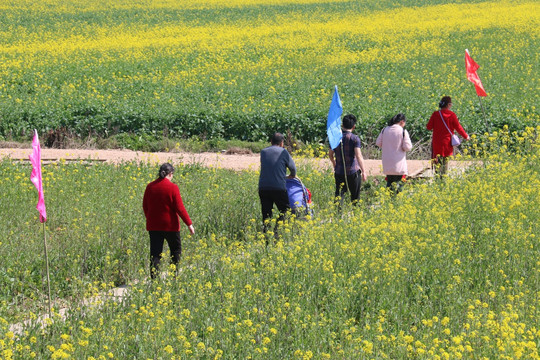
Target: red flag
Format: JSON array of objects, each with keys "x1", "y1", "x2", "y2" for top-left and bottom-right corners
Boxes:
[
  {"x1": 29, "y1": 129, "x2": 47, "y2": 222},
  {"x1": 465, "y1": 49, "x2": 487, "y2": 97}
]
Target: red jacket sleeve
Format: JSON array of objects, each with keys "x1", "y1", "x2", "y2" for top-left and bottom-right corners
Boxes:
[
  {"x1": 172, "y1": 184, "x2": 192, "y2": 227},
  {"x1": 142, "y1": 186, "x2": 149, "y2": 217},
  {"x1": 451, "y1": 113, "x2": 468, "y2": 139},
  {"x1": 426, "y1": 112, "x2": 435, "y2": 131}
]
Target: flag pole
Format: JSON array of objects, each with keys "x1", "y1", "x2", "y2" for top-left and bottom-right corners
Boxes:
[
  {"x1": 30, "y1": 129, "x2": 51, "y2": 320},
  {"x1": 42, "y1": 222, "x2": 52, "y2": 320},
  {"x1": 477, "y1": 95, "x2": 490, "y2": 133},
  {"x1": 340, "y1": 140, "x2": 349, "y2": 199}
]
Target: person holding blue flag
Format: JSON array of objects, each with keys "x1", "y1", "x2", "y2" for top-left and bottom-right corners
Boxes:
[
  {"x1": 326, "y1": 86, "x2": 367, "y2": 206},
  {"x1": 328, "y1": 114, "x2": 367, "y2": 206}
]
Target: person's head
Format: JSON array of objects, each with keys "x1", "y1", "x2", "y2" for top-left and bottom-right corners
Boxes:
[
  {"x1": 439, "y1": 96, "x2": 452, "y2": 109},
  {"x1": 388, "y1": 113, "x2": 406, "y2": 127},
  {"x1": 271, "y1": 132, "x2": 285, "y2": 146},
  {"x1": 342, "y1": 114, "x2": 357, "y2": 130},
  {"x1": 158, "y1": 163, "x2": 174, "y2": 179}
]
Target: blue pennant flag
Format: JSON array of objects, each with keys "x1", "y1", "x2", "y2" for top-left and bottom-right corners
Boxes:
[{"x1": 326, "y1": 85, "x2": 343, "y2": 150}]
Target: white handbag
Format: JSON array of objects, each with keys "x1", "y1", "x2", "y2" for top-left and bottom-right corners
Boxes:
[{"x1": 439, "y1": 111, "x2": 461, "y2": 146}]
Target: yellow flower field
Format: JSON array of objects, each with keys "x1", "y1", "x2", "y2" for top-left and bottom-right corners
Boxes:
[
  {"x1": 0, "y1": 0, "x2": 537, "y2": 141},
  {"x1": 0, "y1": 126, "x2": 538, "y2": 358}
]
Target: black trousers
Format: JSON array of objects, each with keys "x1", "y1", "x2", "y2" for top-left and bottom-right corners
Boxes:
[
  {"x1": 334, "y1": 170, "x2": 362, "y2": 205},
  {"x1": 258, "y1": 188, "x2": 290, "y2": 233},
  {"x1": 386, "y1": 175, "x2": 405, "y2": 194},
  {"x1": 149, "y1": 231, "x2": 181, "y2": 279}
]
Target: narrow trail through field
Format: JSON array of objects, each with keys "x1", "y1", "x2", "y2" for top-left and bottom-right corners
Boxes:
[{"x1": 0, "y1": 148, "x2": 451, "y2": 177}]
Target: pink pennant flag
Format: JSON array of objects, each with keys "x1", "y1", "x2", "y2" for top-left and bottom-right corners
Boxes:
[
  {"x1": 29, "y1": 129, "x2": 47, "y2": 223},
  {"x1": 465, "y1": 49, "x2": 487, "y2": 97}
]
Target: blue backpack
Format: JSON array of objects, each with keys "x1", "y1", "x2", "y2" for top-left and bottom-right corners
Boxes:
[{"x1": 286, "y1": 178, "x2": 313, "y2": 217}]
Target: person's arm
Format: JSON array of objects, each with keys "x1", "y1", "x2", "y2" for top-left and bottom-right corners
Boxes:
[
  {"x1": 354, "y1": 147, "x2": 367, "y2": 182},
  {"x1": 426, "y1": 113, "x2": 434, "y2": 131},
  {"x1": 375, "y1": 129, "x2": 383, "y2": 148},
  {"x1": 142, "y1": 187, "x2": 149, "y2": 217},
  {"x1": 173, "y1": 185, "x2": 194, "y2": 233},
  {"x1": 287, "y1": 151, "x2": 296, "y2": 179},
  {"x1": 328, "y1": 149, "x2": 336, "y2": 169},
  {"x1": 453, "y1": 115, "x2": 469, "y2": 140},
  {"x1": 402, "y1": 129, "x2": 413, "y2": 152}
]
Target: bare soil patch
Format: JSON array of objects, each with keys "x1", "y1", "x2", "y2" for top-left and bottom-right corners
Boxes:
[{"x1": 0, "y1": 148, "x2": 443, "y2": 177}]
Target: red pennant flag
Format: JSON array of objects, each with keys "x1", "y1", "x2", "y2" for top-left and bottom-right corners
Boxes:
[
  {"x1": 465, "y1": 49, "x2": 487, "y2": 97},
  {"x1": 29, "y1": 129, "x2": 47, "y2": 222}
]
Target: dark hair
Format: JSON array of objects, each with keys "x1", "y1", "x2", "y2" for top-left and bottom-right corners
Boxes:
[
  {"x1": 342, "y1": 114, "x2": 357, "y2": 130},
  {"x1": 388, "y1": 113, "x2": 406, "y2": 127},
  {"x1": 439, "y1": 96, "x2": 452, "y2": 109},
  {"x1": 271, "y1": 132, "x2": 284, "y2": 145},
  {"x1": 158, "y1": 163, "x2": 174, "y2": 179}
]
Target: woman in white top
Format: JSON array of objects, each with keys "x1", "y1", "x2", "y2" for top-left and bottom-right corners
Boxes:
[{"x1": 376, "y1": 113, "x2": 413, "y2": 193}]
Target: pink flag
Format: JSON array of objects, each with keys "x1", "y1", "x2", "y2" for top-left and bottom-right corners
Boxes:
[
  {"x1": 29, "y1": 129, "x2": 47, "y2": 223},
  {"x1": 465, "y1": 49, "x2": 487, "y2": 97}
]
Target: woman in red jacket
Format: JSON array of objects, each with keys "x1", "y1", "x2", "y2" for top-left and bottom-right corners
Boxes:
[
  {"x1": 427, "y1": 96, "x2": 470, "y2": 177},
  {"x1": 143, "y1": 163, "x2": 195, "y2": 279}
]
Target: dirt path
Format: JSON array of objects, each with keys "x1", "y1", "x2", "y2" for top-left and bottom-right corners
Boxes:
[{"x1": 0, "y1": 148, "x2": 438, "y2": 176}]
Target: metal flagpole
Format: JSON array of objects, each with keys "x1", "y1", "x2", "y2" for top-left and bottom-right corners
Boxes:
[
  {"x1": 42, "y1": 222, "x2": 52, "y2": 320},
  {"x1": 477, "y1": 95, "x2": 490, "y2": 133}
]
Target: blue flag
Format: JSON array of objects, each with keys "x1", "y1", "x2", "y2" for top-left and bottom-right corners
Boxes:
[{"x1": 326, "y1": 85, "x2": 343, "y2": 150}]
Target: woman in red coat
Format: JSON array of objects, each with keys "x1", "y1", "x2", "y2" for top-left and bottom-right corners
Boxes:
[
  {"x1": 143, "y1": 163, "x2": 195, "y2": 279},
  {"x1": 427, "y1": 96, "x2": 469, "y2": 176}
]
